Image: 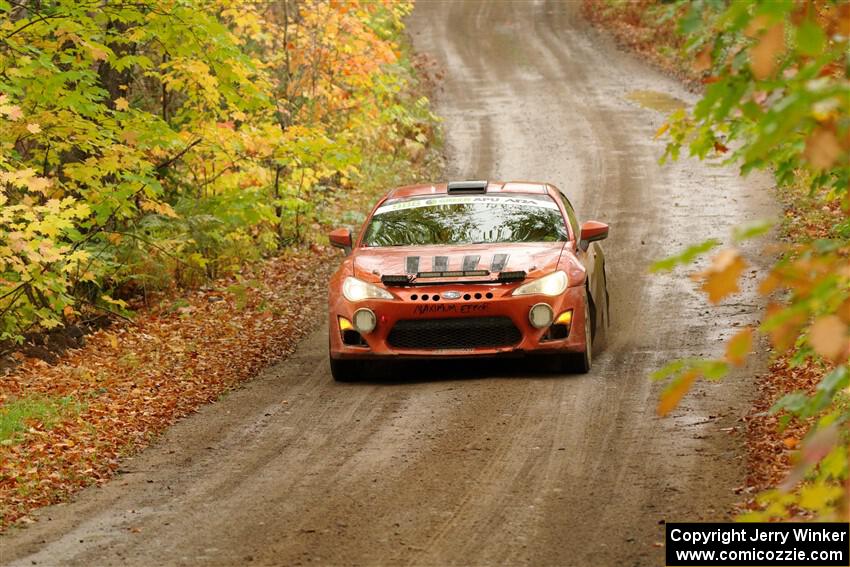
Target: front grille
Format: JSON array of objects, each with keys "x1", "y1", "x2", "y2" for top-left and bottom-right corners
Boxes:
[{"x1": 387, "y1": 317, "x2": 521, "y2": 349}]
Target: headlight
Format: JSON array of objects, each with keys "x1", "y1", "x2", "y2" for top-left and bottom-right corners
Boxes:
[
  {"x1": 342, "y1": 276, "x2": 394, "y2": 301},
  {"x1": 512, "y1": 271, "x2": 568, "y2": 297}
]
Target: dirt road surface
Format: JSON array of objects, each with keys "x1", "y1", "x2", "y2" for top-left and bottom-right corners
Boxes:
[{"x1": 1, "y1": 1, "x2": 777, "y2": 566}]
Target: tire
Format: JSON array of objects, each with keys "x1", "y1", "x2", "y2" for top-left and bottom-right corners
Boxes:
[
  {"x1": 595, "y1": 263, "x2": 610, "y2": 349},
  {"x1": 562, "y1": 291, "x2": 592, "y2": 374},
  {"x1": 330, "y1": 357, "x2": 361, "y2": 382},
  {"x1": 602, "y1": 261, "x2": 611, "y2": 328}
]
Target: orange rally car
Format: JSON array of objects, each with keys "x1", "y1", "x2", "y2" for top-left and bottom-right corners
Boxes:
[{"x1": 327, "y1": 180, "x2": 610, "y2": 381}]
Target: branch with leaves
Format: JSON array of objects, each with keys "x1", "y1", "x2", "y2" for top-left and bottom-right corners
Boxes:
[{"x1": 647, "y1": 0, "x2": 849, "y2": 521}]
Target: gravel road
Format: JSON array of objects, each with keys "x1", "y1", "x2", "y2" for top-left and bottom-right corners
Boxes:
[{"x1": 1, "y1": 1, "x2": 777, "y2": 565}]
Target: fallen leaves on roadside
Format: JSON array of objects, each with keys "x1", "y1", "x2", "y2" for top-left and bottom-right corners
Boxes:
[
  {"x1": 0, "y1": 245, "x2": 339, "y2": 530},
  {"x1": 742, "y1": 356, "x2": 822, "y2": 511},
  {"x1": 580, "y1": 0, "x2": 701, "y2": 89}
]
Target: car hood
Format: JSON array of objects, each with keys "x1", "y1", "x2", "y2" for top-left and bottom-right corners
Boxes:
[{"x1": 351, "y1": 242, "x2": 567, "y2": 283}]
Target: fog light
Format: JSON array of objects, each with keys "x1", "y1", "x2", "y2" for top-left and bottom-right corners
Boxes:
[
  {"x1": 555, "y1": 310, "x2": 573, "y2": 326},
  {"x1": 353, "y1": 308, "x2": 377, "y2": 334},
  {"x1": 529, "y1": 303, "x2": 554, "y2": 329}
]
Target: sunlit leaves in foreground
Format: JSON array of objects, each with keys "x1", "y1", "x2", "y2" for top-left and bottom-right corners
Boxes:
[
  {"x1": 648, "y1": 0, "x2": 850, "y2": 520},
  {"x1": 0, "y1": 0, "x2": 438, "y2": 341},
  {"x1": 693, "y1": 249, "x2": 749, "y2": 304},
  {"x1": 655, "y1": 232, "x2": 849, "y2": 516}
]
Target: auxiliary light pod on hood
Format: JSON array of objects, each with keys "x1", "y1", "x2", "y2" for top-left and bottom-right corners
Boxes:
[{"x1": 380, "y1": 270, "x2": 527, "y2": 287}]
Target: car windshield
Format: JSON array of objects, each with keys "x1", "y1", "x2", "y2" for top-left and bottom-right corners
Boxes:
[{"x1": 362, "y1": 194, "x2": 569, "y2": 247}]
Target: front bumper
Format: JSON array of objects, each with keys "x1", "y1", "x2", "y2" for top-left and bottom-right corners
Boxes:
[{"x1": 328, "y1": 283, "x2": 588, "y2": 360}]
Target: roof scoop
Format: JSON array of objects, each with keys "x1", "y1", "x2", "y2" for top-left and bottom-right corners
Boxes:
[{"x1": 447, "y1": 180, "x2": 488, "y2": 193}]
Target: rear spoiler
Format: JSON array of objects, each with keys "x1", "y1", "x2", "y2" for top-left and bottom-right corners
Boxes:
[{"x1": 381, "y1": 270, "x2": 526, "y2": 287}]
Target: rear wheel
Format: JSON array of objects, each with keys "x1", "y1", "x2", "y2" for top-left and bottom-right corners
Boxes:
[{"x1": 330, "y1": 357, "x2": 362, "y2": 382}]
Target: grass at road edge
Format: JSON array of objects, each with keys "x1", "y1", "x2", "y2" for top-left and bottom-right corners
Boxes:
[{"x1": 0, "y1": 396, "x2": 83, "y2": 445}]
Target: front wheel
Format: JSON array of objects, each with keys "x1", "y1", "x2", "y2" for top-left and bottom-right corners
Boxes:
[
  {"x1": 330, "y1": 357, "x2": 362, "y2": 382},
  {"x1": 562, "y1": 292, "x2": 592, "y2": 374}
]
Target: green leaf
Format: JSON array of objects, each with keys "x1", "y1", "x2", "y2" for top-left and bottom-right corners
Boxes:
[
  {"x1": 732, "y1": 220, "x2": 774, "y2": 242},
  {"x1": 770, "y1": 391, "x2": 808, "y2": 415},
  {"x1": 796, "y1": 19, "x2": 826, "y2": 56},
  {"x1": 697, "y1": 359, "x2": 729, "y2": 381},
  {"x1": 678, "y1": 6, "x2": 703, "y2": 35},
  {"x1": 650, "y1": 239, "x2": 721, "y2": 272},
  {"x1": 651, "y1": 359, "x2": 689, "y2": 381}
]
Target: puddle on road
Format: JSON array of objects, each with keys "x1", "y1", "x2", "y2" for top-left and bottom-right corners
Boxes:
[{"x1": 626, "y1": 90, "x2": 687, "y2": 113}]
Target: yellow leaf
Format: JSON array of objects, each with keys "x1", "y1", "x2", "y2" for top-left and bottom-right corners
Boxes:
[
  {"x1": 121, "y1": 130, "x2": 138, "y2": 146},
  {"x1": 804, "y1": 126, "x2": 842, "y2": 170},
  {"x1": 63, "y1": 305, "x2": 75, "y2": 318},
  {"x1": 809, "y1": 315, "x2": 849, "y2": 362},
  {"x1": 798, "y1": 482, "x2": 843, "y2": 512},
  {"x1": 140, "y1": 199, "x2": 178, "y2": 218},
  {"x1": 654, "y1": 122, "x2": 669, "y2": 139},
  {"x1": 725, "y1": 327, "x2": 753, "y2": 366},
  {"x1": 90, "y1": 47, "x2": 108, "y2": 61},
  {"x1": 26, "y1": 176, "x2": 50, "y2": 195},
  {"x1": 657, "y1": 370, "x2": 699, "y2": 417},
  {"x1": 115, "y1": 97, "x2": 130, "y2": 111},
  {"x1": 101, "y1": 294, "x2": 128, "y2": 308},
  {"x1": 693, "y1": 249, "x2": 747, "y2": 303},
  {"x1": 837, "y1": 3, "x2": 850, "y2": 36},
  {"x1": 758, "y1": 270, "x2": 781, "y2": 295},
  {"x1": 26, "y1": 123, "x2": 41, "y2": 134},
  {"x1": 0, "y1": 103, "x2": 23, "y2": 120},
  {"x1": 837, "y1": 298, "x2": 850, "y2": 324},
  {"x1": 749, "y1": 22, "x2": 785, "y2": 80}
]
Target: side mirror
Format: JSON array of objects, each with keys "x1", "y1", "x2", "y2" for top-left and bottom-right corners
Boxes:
[
  {"x1": 579, "y1": 221, "x2": 609, "y2": 251},
  {"x1": 329, "y1": 228, "x2": 353, "y2": 254}
]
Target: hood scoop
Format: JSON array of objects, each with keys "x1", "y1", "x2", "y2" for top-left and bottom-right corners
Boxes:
[
  {"x1": 405, "y1": 254, "x2": 495, "y2": 274},
  {"x1": 381, "y1": 252, "x2": 526, "y2": 285},
  {"x1": 353, "y1": 243, "x2": 562, "y2": 285},
  {"x1": 381, "y1": 269, "x2": 526, "y2": 287}
]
